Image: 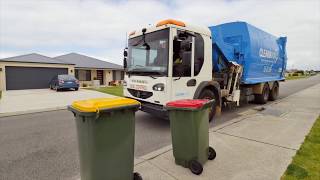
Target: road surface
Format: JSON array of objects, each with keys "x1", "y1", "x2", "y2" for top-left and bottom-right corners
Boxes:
[{"x1": 1, "y1": 75, "x2": 320, "y2": 180}]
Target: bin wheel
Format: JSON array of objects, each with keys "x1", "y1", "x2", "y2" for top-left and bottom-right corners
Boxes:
[
  {"x1": 133, "y1": 172, "x2": 142, "y2": 180},
  {"x1": 208, "y1": 146, "x2": 216, "y2": 160},
  {"x1": 189, "y1": 160, "x2": 203, "y2": 175}
]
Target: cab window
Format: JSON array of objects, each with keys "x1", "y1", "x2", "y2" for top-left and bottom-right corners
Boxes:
[{"x1": 194, "y1": 33, "x2": 204, "y2": 76}]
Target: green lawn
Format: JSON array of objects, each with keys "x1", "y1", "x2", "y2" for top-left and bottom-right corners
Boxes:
[
  {"x1": 281, "y1": 116, "x2": 320, "y2": 180},
  {"x1": 286, "y1": 75, "x2": 310, "y2": 80},
  {"x1": 89, "y1": 86, "x2": 123, "y2": 97}
]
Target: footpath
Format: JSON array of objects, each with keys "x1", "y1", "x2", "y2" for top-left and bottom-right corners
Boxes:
[{"x1": 74, "y1": 83, "x2": 320, "y2": 180}]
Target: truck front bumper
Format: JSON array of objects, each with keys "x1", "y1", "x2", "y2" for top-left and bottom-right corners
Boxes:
[{"x1": 139, "y1": 101, "x2": 168, "y2": 119}]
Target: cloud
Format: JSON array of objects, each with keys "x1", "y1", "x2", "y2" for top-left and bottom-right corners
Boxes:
[{"x1": 0, "y1": 0, "x2": 319, "y2": 69}]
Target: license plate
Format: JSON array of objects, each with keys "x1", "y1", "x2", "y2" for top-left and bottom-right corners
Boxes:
[
  {"x1": 130, "y1": 84, "x2": 147, "y2": 91},
  {"x1": 67, "y1": 82, "x2": 73, "y2": 84}
]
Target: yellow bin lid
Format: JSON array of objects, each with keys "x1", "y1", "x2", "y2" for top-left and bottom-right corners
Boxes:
[{"x1": 71, "y1": 97, "x2": 140, "y2": 112}]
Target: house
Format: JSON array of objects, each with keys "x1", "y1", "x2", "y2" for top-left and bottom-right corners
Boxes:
[
  {"x1": 0, "y1": 53, "x2": 75, "y2": 90},
  {"x1": 54, "y1": 53, "x2": 124, "y2": 87},
  {"x1": 0, "y1": 53, "x2": 124, "y2": 91}
]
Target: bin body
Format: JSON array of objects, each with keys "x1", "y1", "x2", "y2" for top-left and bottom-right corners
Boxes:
[
  {"x1": 69, "y1": 98, "x2": 140, "y2": 180},
  {"x1": 166, "y1": 99, "x2": 213, "y2": 167}
]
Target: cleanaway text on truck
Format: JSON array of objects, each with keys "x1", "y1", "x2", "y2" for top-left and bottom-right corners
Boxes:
[{"x1": 123, "y1": 19, "x2": 287, "y2": 121}]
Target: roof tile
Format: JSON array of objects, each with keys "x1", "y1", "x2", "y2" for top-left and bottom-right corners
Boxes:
[
  {"x1": 54, "y1": 53, "x2": 123, "y2": 70},
  {"x1": 0, "y1": 53, "x2": 74, "y2": 65}
]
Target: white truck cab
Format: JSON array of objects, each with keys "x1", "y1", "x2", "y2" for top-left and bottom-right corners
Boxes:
[{"x1": 123, "y1": 19, "x2": 220, "y2": 119}]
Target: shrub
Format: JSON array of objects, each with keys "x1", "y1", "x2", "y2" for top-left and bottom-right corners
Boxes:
[
  {"x1": 82, "y1": 83, "x2": 88, "y2": 87},
  {"x1": 296, "y1": 70, "x2": 304, "y2": 75}
]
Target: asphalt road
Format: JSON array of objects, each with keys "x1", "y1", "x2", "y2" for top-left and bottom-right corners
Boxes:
[{"x1": 1, "y1": 75, "x2": 320, "y2": 180}]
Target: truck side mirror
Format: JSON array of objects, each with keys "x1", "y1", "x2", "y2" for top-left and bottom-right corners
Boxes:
[
  {"x1": 173, "y1": 38, "x2": 181, "y2": 51},
  {"x1": 123, "y1": 48, "x2": 128, "y2": 69},
  {"x1": 181, "y1": 40, "x2": 192, "y2": 51},
  {"x1": 177, "y1": 31, "x2": 195, "y2": 40},
  {"x1": 175, "y1": 32, "x2": 192, "y2": 51},
  {"x1": 123, "y1": 48, "x2": 128, "y2": 57},
  {"x1": 123, "y1": 58, "x2": 127, "y2": 69}
]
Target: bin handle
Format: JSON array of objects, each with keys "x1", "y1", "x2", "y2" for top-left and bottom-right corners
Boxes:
[{"x1": 95, "y1": 108, "x2": 100, "y2": 119}]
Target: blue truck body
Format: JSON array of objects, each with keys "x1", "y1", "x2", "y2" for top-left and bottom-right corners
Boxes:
[{"x1": 209, "y1": 22, "x2": 287, "y2": 84}]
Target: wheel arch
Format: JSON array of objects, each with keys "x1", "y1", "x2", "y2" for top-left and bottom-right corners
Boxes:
[
  {"x1": 193, "y1": 81, "x2": 222, "y2": 115},
  {"x1": 271, "y1": 81, "x2": 279, "y2": 89},
  {"x1": 252, "y1": 82, "x2": 272, "y2": 95}
]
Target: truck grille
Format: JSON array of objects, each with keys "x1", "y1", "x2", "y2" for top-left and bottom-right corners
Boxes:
[{"x1": 127, "y1": 88, "x2": 153, "y2": 99}]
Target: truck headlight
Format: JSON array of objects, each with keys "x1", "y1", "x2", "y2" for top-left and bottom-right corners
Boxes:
[
  {"x1": 123, "y1": 80, "x2": 127, "y2": 86},
  {"x1": 152, "y1": 83, "x2": 164, "y2": 91}
]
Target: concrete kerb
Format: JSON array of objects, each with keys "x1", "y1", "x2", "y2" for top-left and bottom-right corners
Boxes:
[
  {"x1": 139, "y1": 145, "x2": 173, "y2": 162},
  {"x1": 0, "y1": 89, "x2": 115, "y2": 118},
  {"x1": 0, "y1": 106, "x2": 67, "y2": 118}
]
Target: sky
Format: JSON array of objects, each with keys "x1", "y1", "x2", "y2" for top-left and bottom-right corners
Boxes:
[{"x1": 0, "y1": 0, "x2": 319, "y2": 70}]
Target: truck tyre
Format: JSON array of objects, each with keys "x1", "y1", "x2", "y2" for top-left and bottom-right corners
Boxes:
[
  {"x1": 199, "y1": 89, "x2": 216, "y2": 122},
  {"x1": 254, "y1": 83, "x2": 269, "y2": 104},
  {"x1": 269, "y1": 82, "x2": 279, "y2": 101}
]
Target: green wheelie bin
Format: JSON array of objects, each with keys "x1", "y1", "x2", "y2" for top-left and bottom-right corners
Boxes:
[
  {"x1": 166, "y1": 99, "x2": 216, "y2": 175},
  {"x1": 68, "y1": 97, "x2": 142, "y2": 180}
]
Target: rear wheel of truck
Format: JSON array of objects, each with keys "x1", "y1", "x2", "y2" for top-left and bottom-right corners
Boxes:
[
  {"x1": 268, "y1": 82, "x2": 279, "y2": 101},
  {"x1": 199, "y1": 89, "x2": 216, "y2": 122},
  {"x1": 254, "y1": 83, "x2": 269, "y2": 104}
]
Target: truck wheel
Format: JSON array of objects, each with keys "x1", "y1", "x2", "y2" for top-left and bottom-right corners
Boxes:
[
  {"x1": 199, "y1": 89, "x2": 216, "y2": 122},
  {"x1": 269, "y1": 82, "x2": 279, "y2": 101},
  {"x1": 254, "y1": 83, "x2": 269, "y2": 104}
]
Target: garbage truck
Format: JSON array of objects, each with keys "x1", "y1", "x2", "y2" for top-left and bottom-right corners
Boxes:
[{"x1": 123, "y1": 19, "x2": 287, "y2": 120}]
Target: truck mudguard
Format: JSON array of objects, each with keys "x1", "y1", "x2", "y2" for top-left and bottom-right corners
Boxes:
[{"x1": 193, "y1": 81, "x2": 221, "y2": 109}]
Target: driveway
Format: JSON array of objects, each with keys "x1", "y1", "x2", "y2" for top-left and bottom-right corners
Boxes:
[{"x1": 0, "y1": 89, "x2": 114, "y2": 117}]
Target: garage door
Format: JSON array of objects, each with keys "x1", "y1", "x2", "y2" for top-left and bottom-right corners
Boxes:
[
  {"x1": 112, "y1": 70, "x2": 124, "y2": 80},
  {"x1": 5, "y1": 66, "x2": 68, "y2": 90}
]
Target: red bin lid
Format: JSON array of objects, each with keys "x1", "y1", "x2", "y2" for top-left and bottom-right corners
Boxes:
[{"x1": 166, "y1": 99, "x2": 210, "y2": 109}]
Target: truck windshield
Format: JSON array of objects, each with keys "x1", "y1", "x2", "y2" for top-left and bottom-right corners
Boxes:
[{"x1": 127, "y1": 29, "x2": 169, "y2": 76}]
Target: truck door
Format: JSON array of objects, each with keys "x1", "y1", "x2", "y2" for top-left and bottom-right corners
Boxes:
[{"x1": 171, "y1": 29, "x2": 196, "y2": 100}]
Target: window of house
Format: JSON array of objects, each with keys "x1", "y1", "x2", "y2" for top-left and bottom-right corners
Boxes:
[
  {"x1": 121, "y1": 71, "x2": 124, "y2": 79},
  {"x1": 113, "y1": 70, "x2": 122, "y2": 80},
  {"x1": 77, "y1": 70, "x2": 91, "y2": 81},
  {"x1": 194, "y1": 33, "x2": 204, "y2": 76},
  {"x1": 75, "y1": 69, "x2": 79, "y2": 79}
]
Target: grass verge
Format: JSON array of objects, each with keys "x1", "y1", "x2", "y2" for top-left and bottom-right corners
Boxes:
[
  {"x1": 286, "y1": 75, "x2": 311, "y2": 80},
  {"x1": 281, "y1": 116, "x2": 320, "y2": 180},
  {"x1": 88, "y1": 86, "x2": 123, "y2": 97}
]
